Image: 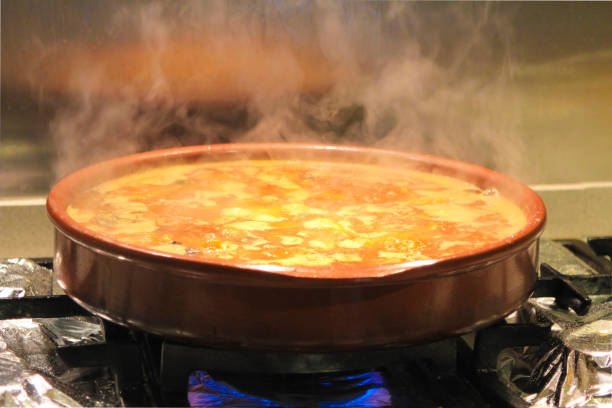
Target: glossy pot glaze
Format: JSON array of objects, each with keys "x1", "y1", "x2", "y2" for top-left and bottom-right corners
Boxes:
[{"x1": 47, "y1": 143, "x2": 546, "y2": 350}]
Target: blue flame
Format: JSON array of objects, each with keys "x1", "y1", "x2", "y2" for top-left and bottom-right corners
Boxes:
[
  {"x1": 188, "y1": 370, "x2": 392, "y2": 407},
  {"x1": 188, "y1": 371, "x2": 281, "y2": 407},
  {"x1": 319, "y1": 388, "x2": 391, "y2": 408}
]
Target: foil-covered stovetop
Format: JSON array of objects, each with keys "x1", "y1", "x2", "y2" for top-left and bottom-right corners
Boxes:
[{"x1": 0, "y1": 259, "x2": 118, "y2": 407}]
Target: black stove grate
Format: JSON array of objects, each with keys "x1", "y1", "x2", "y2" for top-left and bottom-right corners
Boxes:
[{"x1": 557, "y1": 237, "x2": 612, "y2": 275}]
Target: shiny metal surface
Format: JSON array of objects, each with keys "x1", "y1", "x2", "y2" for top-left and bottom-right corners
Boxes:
[
  {"x1": 498, "y1": 298, "x2": 612, "y2": 408},
  {"x1": 0, "y1": 259, "x2": 118, "y2": 407},
  {"x1": 0, "y1": 258, "x2": 59, "y2": 297}
]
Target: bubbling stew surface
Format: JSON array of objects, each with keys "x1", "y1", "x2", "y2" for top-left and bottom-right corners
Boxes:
[{"x1": 67, "y1": 160, "x2": 527, "y2": 268}]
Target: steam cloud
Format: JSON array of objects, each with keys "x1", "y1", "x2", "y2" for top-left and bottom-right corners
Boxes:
[{"x1": 28, "y1": 1, "x2": 523, "y2": 179}]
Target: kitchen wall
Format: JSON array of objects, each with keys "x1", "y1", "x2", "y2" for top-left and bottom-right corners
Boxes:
[
  {"x1": 2, "y1": 1, "x2": 612, "y2": 258},
  {"x1": 511, "y1": 3, "x2": 612, "y2": 239}
]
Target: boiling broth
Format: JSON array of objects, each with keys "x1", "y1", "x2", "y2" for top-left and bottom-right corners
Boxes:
[{"x1": 67, "y1": 160, "x2": 527, "y2": 268}]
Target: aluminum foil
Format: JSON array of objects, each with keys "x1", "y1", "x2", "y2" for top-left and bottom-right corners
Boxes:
[
  {"x1": 39, "y1": 318, "x2": 105, "y2": 348},
  {"x1": 0, "y1": 259, "x2": 119, "y2": 407},
  {"x1": 498, "y1": 296, "x2": 612, "y2": 408},
  {"x1": 0, "y1": 258, "x2": 55, "y2": 297}
]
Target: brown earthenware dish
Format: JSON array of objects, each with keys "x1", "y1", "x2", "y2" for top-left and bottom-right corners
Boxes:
[{"x1": 47, "y1": 143, "x2": 546, "y2": 351}]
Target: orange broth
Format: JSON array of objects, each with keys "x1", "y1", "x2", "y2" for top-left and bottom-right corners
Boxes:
[{"x1": 66, "y1": 160, "x2": 527, "y2": 267}]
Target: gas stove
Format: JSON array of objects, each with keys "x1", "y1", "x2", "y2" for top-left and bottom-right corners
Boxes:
[{"x1": 0, "y1": 238, "x2": 610, "y2": 407}]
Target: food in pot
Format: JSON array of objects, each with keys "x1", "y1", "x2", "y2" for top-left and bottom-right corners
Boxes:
[{"x1": 66, "y1": 160, "x2": 527, "y2": 268}]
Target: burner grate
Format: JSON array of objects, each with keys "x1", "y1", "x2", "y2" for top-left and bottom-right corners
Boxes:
[{"x1": 557, "y1": 237, "x2": 612, "y2": 275}]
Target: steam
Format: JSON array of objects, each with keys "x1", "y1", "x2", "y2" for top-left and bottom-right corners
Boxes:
[{"x1": 28, "y1": 1, "x2": 523, "y2": 179}]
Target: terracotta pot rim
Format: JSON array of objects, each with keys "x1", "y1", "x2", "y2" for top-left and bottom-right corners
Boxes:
[{"x1": 47, "y1": 143, "x2": 546, "y2": 285}]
